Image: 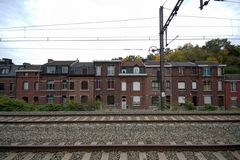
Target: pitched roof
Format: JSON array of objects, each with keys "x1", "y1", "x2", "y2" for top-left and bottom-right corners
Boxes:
[
  {"x1": 121, "y1": 61, "x2": 144, "y2": 66},
  {"x1": 225, "y1": 74, "x2": 240, "y2": 80},
  {"x1": 44, "y1": 60, "x2": 76, "y2": 66}
]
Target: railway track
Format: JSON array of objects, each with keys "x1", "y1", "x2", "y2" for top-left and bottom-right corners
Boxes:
[
  {"x1": 0, "y1": 112, "x2": 239, "y2": 124},
  {"x1": 1, "y1": 142, "x2": 240, "y2": 160}
]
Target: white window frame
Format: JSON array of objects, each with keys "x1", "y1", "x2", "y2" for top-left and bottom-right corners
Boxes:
[
  {"x1": 192, "y1": 81, "x2": 197, "y2": 90},
  {"x1": 218, "y1": 81, "x2": 223, "y2": 91},
  {"x1": 231, "y1": 97, "x2": 237, "y2": 108},
  {"x1": 96, "y1": 66, "x2": 101, "y2": 76},
  {"x1": 62, "y1": 66, "x2": 68, "y2": 74},
  {"x1": 121, "y1": 82, "x2": 127, "y2": 91},
  {"x1": 204, "y1": 96, "x2": 212, "y2": 104},
  {"x1": 231, "y1": 81, "x2": 237, "y2": 92},
  {"x1": 178, "y1": 96, "x2": 185, "y2": 104},
  {"x1": 133, "y1": 82, "x2": 140, "y2": 91},
  {"x1": 133, "y1": 67, "x2": 140, "y2": 74},
  {"x1": 178, "y1": 82, "x2": 185, "y2": 90},
  {"x1": 121, "y1": 69, "x2": 127, "y2": 74},
  {"x1": 47, "y1": 66, "x2": 56, "y2": 74},
  {"x1": 133, "y1": 96, "x2": 140, "y2": 106},
  {"x1": 107, "y1": 66, "x2": 115, "y2": 76},
  {"x1": 23, "y1": 82, "x2": 29, "y2": 91}
]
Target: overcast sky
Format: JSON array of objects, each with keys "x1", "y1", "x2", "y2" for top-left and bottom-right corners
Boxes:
[{"x1": 0, "y1": 0, "x2": 239, "y2": 64}]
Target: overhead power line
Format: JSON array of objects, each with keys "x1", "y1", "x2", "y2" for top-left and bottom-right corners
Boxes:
[{"x1": 0, "y1": 15, "x2": 239, "y2": 31}]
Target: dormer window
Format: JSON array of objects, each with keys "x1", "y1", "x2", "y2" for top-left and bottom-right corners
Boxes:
[
  {"x1": 47, "y1": 66, "x2": 56, "y2": 73},
  {"x1": 122, "y1": 69, "x2": 127, "y2": 74},
  {"x1": 133, "y1": 67, "x2": 140, "y2": 74},
  {"x1": 62, "y1": 66, "x2": 68, "y2": 74}
]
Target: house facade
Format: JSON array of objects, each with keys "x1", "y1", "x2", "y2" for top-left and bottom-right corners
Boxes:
[
  {"x1": 1, "y1": 57, "x2": 235, "y2": 110},
  {"x1": 225, "y1": 74, "x2": 240, "y2": 109}
]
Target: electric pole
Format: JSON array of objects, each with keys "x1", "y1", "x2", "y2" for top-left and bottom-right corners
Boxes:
[{"x1": 159, "y1": 6, "x2": 165, "y2": 111}]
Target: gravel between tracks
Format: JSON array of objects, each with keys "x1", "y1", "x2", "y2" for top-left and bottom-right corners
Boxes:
[{"x1": 0, "y1": 123, "x2": 239, "y2": 145}]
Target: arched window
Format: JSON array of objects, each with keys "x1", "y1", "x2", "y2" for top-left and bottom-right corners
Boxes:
[{"x1": 133, "y1": 67, "x2": 140, "y2": 74}]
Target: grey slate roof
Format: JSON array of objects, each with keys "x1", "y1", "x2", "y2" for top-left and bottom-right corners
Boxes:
[{"x1": 225, "y1": 74, "x2": 240, "y2": 80}]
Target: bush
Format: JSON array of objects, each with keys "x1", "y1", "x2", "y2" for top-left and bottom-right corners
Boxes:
[
  {"x1": 0, "y1": 96, "x2": 33, "y2": 111},
  {"x1": 203, "y1": 104, "x2": 217, "y2": 111},
  {"x1": 170, "y1": 104, "x2": 179, "y2": 111},
  {"x1": 184, "y1": 101, "x2": 195, "y2": 110}
]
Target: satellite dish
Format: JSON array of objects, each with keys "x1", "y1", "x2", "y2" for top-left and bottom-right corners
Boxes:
[{"x1": 148, "y1": 46, "x2": 159, "y2": 54}]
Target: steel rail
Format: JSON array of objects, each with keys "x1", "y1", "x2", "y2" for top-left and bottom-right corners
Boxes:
[
  {"x1": 0, "y1": 112, "x2": 239, "y2": 117},
  {"x1": 0, "y1": 119, "x2": 239, "y2": 124},
  {"x1": 0, "y1": 144, "x2": 239, "y2": 152}
]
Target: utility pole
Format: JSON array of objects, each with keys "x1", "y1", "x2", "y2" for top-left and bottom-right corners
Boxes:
[
  {"x1": 158, "y1": 0, "x2": 184, "y2": 111},
  {"x1": 159, "y1": 6, "x2": 165, "y2": 111}
]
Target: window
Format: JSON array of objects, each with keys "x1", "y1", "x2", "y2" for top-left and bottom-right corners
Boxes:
[
  {"x1": 46, "y1": 95, "x2": 54, "y2": 104},
  {"x1": 192, "y1": 81, "x2": 197, "y2": 90},
  {"x1": 218, "y1": 81, "x2": 223, "y2": 91},
  {"x1": 23, "y1": 82, "x2": 29, "y2": 91},
  {"x1": 81, "y1": 81, "x2": 88, "y2": 90},
  {"x1": 0, "y1": 83, "x2": 4, "y2": 91},
  {"x1": 107, "y1": 95, "x2": 114, "y2": 105},
  {"x1": 231, "y1": 97, "x2": 237, "y2": 108},
  {"x1": 96, "y1": 66, "x2": 101, "y2": 76},
  {"x1": 121, "y1": 69, "x2": 127, "y2": 74},
  {"x1": 1, "y1": 68, "x2": 9, "y2": 74},
  {"x1": 47, "y1": 66, "x2": 56, "y2": 73},
  {"x1": 34, "y1": 96, "x2": 39, "y2": 103},
  {"x1": 47, "y1": 81, "x2": 54, "y2": 90},
  {"x1": 178, "y1": 82, "x2": 185, "y2": 90},
  {"x1": 121, "y1": 82, "x2": 127, "y2": 91},
  {"x1": 192, "y1": 67, "x2": 197, "y2": 75},
  {"x1": 24, "y1": 72, "x2": 28, "y2": 77},
  {"x1": 133, "y1": 82, "x2": 140, "y2": 91},
  {"x1": 178, "y1": 96, "x2": 185, "y2": 104},
  {"x1": 231, "y1": 81, "x2": 237, "y2": 92},
  {"x1": 152, "y1": 81, "x2": 159, "y2": 90},
  {"x1": 107, "y1": 80, "x2": 114, "y2": 89},
  {"x1": 152, "y1": 96, "x2": 159, "y2": 106},
  {"x1": 133, "y1": 67, "x2": 140, "y2": 74},
  {"x1": 22, "y1": 97, "x2": 28, "y2": 102},
  {"x1": 62, "y1": 66, "x2": 68, "y2": 74},
  {"x1": 204, "y1": 96, "x2": 212, "y2": 104},
  {"x1": 96, "y1": 80, "x2": 101, "y2": 90},
  {"x1": 10, "y1": 83, "x2": 14, "y2": 91},
  {"x1": 165, "y1": 68, "x2": 170, "y2": 75},
  {"x1": 203, "y1": 67, "x2": 211, "y2": 76},
  {"x1": 133, "y1": 96, "x2": 140, "y2": 106},
  {"x1": 62, "y1": 80, "x2": 68, "y2": 90},
  {"x1": 34, "y1": 82, "x2": 39, "y2": 91},
  {"x1": 70, "y1": 82, "x2": 75, "y2": 90},
  {"x1": 62, "y1": 95, "x2": 67, "y2": 104},
  {"x1": 166, "y1": 81, "x2": 170, "y2": 89},
  {"x1": 81, "y1": 95, "x2": 88, "y2": 104},
  {"x1": 203, "y1": 81, "x2": 211, "y2": 91},
  {"x1": 179, "y1": 67, "x2": 184, "y2": 75},
  {"x1": 107, "y1": 66, "x2": 115, "y2": 75},
  {"x1": 82, "y1": 68, "x2": 88, "y2": 74},
  {"x1": 218, "y1": 68, "x2": 223, "y2": 76}
]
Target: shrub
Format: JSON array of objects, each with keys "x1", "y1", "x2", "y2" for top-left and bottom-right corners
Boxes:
[
  {"x1": 203, "y1": 104, "x2": 217, "y2": 111},
  {"x1": 184, "y1": 101, "x2": 195, "y2": 110},
  {"x1": 0, "y1": 96, "x2": 32, "y2": 111}
]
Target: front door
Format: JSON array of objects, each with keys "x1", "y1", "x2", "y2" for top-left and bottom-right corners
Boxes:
[{"x1": 121, "y1": 96, "x2": 127, "y2": 110}]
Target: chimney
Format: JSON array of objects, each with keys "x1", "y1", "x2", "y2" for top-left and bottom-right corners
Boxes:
[{"x1": 48, "y1": 59, "x2": 54, "y2": 63}]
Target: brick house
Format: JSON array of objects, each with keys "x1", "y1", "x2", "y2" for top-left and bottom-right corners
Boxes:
[
  {"x1": 144, "y1": 61, "x2": 161, "y2": 108},
  {"x1": 93, "y1": 60, "x2": 121, "y2": 109},
  {"x1": 119, "y1": 61, "x2": 147, "y2": 109},
  {"x1": 0, "y1": 58, "x2": 18, "y2": 98},
  {"x1": 225, "y1": 74, "x2": 240, "y2": 109},
  {"x1": 16, "y1": 64, "x2": 42, "y2": 104},
  {"x1": 39, "y1": 59, "x2": 77, "y2": 104},
  {"x1": 164, "y1": 61, "x2": 225, "y2": 108},
  {"x1": 69, "y1": 62, "x2": 95, "y2": 104}
]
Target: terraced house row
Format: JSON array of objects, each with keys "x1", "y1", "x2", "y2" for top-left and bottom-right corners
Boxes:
[{"x1": 0, "y1": 58, "x2": 239, "y2": 109}]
